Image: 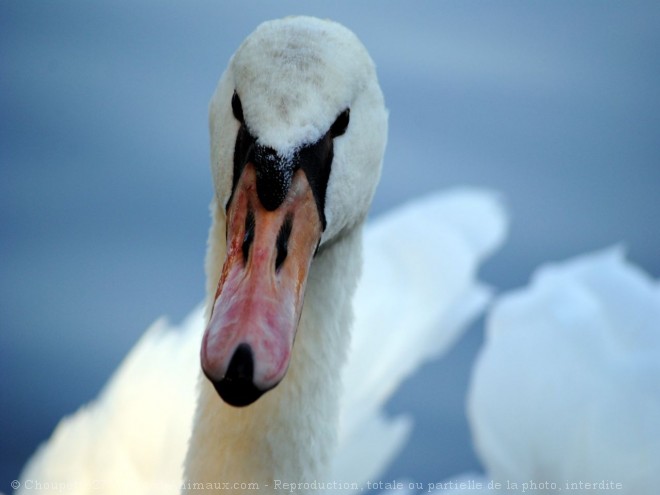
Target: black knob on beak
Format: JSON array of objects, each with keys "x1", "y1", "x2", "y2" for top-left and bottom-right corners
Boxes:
[{"x1": 210, "y1": 343, "x2": 265, "y2": 407}]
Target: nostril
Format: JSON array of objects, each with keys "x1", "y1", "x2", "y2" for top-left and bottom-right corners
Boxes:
[
  {"x1": 275, "y1": 214, "x2": 293, "y2": 271},
  {"x1": 226, "y1": 343, "x2": 254, "y2": 382},
  {"x1": 242, "y1": 209, "x2": 255, "y2": 264}
]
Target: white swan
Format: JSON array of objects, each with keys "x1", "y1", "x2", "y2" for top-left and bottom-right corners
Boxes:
[{"x1": 18, "y1": 17, "x2": 507, "y2": 495}]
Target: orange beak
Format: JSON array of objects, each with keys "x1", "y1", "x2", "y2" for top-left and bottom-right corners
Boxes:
[{"x1": 201, "y1": 163, "x2": 322, "y2": 406}]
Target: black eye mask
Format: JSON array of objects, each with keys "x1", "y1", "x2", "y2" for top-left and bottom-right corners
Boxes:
[{"x1": 228, "y1": 92, "x2": 349, "y2": 232}]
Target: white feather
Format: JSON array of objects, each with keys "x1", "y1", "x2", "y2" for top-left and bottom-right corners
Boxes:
[
  {"x1": 467, "y1": 247, "x2": 660, "y2": 494},
  {"x1": 331, "y1": 189, "x2": 507, "y2": 488},
  {"x1": 19, "y1": 308, "x2": 203, "y2": 494}
]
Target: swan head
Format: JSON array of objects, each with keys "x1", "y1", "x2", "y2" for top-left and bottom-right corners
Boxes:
[{"x1": 201, "y1": 16, "x2": 387, "y2": 407}]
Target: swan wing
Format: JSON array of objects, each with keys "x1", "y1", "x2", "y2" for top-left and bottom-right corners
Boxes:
[
  {"x1": 331, "y1": 189, "x2": 508, "y2": 487},
  {"x1": 468, "y1": 247, "x2": 660, "y2": 493},
  {"x1": 18, "y1": 307, "x2": 204, "y2": 495}
]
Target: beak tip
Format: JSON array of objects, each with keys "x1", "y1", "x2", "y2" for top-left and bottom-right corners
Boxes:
[
  {"x1": 209, "y1": 376, "x2": 267, "y2": 407},
  {"x1": 203, "y1": 342, "x2": 273, "y2": 407}
]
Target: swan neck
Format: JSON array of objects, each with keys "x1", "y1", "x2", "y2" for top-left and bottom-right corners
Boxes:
[{"x1": 183, "y1": 200, "x2": 363, "y2": 493}]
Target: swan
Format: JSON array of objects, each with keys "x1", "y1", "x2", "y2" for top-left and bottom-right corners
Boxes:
[
  {"x1": 437, "y1": 247, "x2": 660, "y2": 494},
  {"x1": 18, "y1": 16, "x2": 507, "y2": 495}
]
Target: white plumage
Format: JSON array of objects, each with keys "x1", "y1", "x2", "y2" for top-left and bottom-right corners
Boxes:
[
  {"x1": 19, "y1": 190, "x2": 507, "y2": 494},
  {"x1": 19, "y1": 13, "x2": 657, "y2": 494},
  {"x1": 18, "y1": 16, "x2": 508, "y2": 495},
  {"x1": 332, "y1": 189, "x2": 506, "y2": 488},
  {"x1": 463, "y1": 247, "x2": 660, "y2": 494},
  {"x1": 19, "y1": 13, "x2": 658, "y2": 495}
]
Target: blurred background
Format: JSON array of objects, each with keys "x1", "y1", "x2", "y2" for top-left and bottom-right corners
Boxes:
[{"x1": 2, "y1": 1, "x2": 659, "y2": 490}]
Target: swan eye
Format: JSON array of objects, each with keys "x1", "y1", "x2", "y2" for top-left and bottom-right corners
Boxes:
[
  {"x1": 232, "y1": 91, "x2": 245, "y2": 124},
  {"x1": 330, "y1": 109, "x2": 350, "y2": 138}
]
